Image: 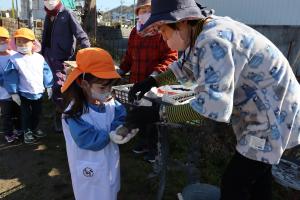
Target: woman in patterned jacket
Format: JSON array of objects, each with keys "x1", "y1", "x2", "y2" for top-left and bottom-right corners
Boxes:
[{"x1": 128, "y1": 0, "x2": 300, "y2": 199}]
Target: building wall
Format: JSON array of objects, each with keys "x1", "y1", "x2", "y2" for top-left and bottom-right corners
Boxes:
[
  {"x1": 199, "y1": 0, "x2": 300, "y2": 26},
  {"x1": 197, "y1": 0, "x2": 300, "y2": 73},
  {"x1": 251, "y1": 26, "x2": 300, "y2": 74},
  {"x1": 20, "y1": 0, "x2": 45, "y2": 20}
]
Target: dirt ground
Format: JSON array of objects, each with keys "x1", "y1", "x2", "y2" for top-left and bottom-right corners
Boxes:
[
  {"x1": 0, "y1": 100, "x2": 187, "y2": 200},
  {"x1": 0, "y1": 100, "x2": 298, "y2": 200}
]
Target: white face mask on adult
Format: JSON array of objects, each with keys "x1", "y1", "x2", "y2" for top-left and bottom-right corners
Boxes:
[
  {"x1": 44, "y1": 0, "x2": 60, "y2": 10},
  {"x1": 136, "y1": 12, "x2": 151, "y2": 31},
  {"x1": 166, "y1": 30, "x2": 190, "y2": 51}
]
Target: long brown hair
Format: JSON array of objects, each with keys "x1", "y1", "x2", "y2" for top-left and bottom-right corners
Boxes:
[{"x1": 62, "y1": 73, "x2": 119, "y2": 119}]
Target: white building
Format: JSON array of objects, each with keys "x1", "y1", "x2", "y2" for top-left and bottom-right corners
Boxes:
[
  {"x1": 198, "y1": 0, "x2": 300, "y2": 73},
  {"x1": 20, "y1": 0, "x2": 45, "y2": 20},
  {"x1": 199, "y1": 0, "x2": 300, "y2": 26}
]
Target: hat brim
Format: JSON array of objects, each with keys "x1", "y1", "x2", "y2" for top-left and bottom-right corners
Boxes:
[
  {"x1": 139, "y1": 6, "x2": 204, "y2": 35},
  {"x1": 135, "y1": 3, "x2": 151, "y2": 15},
  {"x1": 14, "y1": 34, "x2": 35, "y2": 41},
  {"x1": 61, "y1": 68, "x2": 121, "y2": 93},
  {"x1": 0, "y1": 35, "x2": 9, "y2": 39}
]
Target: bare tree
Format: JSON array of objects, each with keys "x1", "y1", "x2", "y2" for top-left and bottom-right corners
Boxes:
[{"x1": 82, "y1": 0, "x2": 96, "y2": 42}]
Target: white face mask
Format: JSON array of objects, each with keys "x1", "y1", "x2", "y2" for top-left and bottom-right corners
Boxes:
[
  {"x1": 136, "y1": 12, "x2": 151, "y2": 31},
  {"x1": 44, "y1": 0, "x2": 59, "y2": 10},
  {"x1": 17, "y1": 46, "x2": 31, "y2": 54},
  {"x1": 91, "y1": 91, "x2": 112, "y2": 103},
  {"x1": 0, "y1": 44, "x2": 8, "y2": 52},
  {"x1": 167, "y1": 30, "x2": 188, "y2": 51}
]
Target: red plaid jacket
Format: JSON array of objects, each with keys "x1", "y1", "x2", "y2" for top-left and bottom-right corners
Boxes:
[{"x1": 119, "y1": 27, "x2": 178, "y2": 83}]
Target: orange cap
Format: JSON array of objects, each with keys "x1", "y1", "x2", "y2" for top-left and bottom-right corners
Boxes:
[
  {"x1": 61, "y1": 48, "x2": 121, "y2": 93},
  {"x1": 14, "y1": 28, "x2": 35, "y2": 40},
  {"x1": 0, "y1": 26, "x2": 10, "y2": 39}
]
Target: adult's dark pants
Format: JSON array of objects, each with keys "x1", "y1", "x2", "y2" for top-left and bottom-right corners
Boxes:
[
  {"x1": 137, "y1": 123, "x2": 158, "y2": 151},
  {"x1": 127, "y1": 105, "x2": 159, "y2": 152},
  {"x1": 220, "y1": 151, "x2": 272, "y2": 200},
  {"x1": 20, "y1": 96, "x2": 43, "y2": 132},
  {"x1": 44, "y1": 48, "x2": 67, "y2": 112},
  {"x1": 0, "y1": 100, "x2": 21, "y2": 136}
]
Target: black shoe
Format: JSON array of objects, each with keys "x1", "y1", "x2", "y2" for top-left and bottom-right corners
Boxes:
[
  {"x1": 24, "y1": 131, "x2": 36, "y2": 144},
  {"x1": 33, "y1": 129, "x2": 47, "y2": 138},
  {"x1": 144, "y1": 151, "x2": 156, "y2": 163}
]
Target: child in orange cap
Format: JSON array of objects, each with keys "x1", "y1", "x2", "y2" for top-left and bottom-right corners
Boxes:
[
  {"x1": 3, "y1": 28, "x2": 54, "y2": 144},
  {"x1": 61, "y1": 48, "x2": 138, "y2": 200},
  {"x1": 0, "y1": 26, "x2": 21, "y2": 143}
]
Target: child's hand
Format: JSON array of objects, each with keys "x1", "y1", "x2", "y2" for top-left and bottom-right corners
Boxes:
[
  {"x1": 47, "y1": 88, "x2": 53, "y2": 99},
  {"x1": 109, "y1": 125, "x2": 139, "y2": 144},
  {"x1": 11, "y1": 94, "x2": 21, "y2": 106}
]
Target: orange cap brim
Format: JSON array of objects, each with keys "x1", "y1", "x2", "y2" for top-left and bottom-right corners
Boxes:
[{"x1": 61, "y1": 68, "x2": 121, "y2": 93}]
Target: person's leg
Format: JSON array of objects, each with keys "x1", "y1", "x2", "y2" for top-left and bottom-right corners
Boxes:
[
  {"x1": 31, "y1": 98, "x2": 46, "y2": 138},
  {"x1": 20, "y1": 96, "x2": 35, "y2": 143},
  {"x1": 144, "y1": 123, "x2": 158, "y2": 163},
  {"x1": 0, "y1": 100, "x2": 16, "y2": 142},
  {"x1": 20, "y1": 96, "x2": 32, "y2": 132},
  {"x1": 44, "y1": 48, "x2": 67, "y2": 132},
  {"x1": 11, "y1": 100, "x2": 22, "y2": 133},
  {"x1": 132, "y1": 123, "x2": 149, "y2": 154},
  {"x1": 250, "y1": 163, "x2": 272, "y2": 200},
  {"x1": 220, "y1": 151, "x2": 272, "y2": 200}
]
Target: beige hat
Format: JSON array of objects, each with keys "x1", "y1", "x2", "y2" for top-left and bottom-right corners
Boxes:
[{"x1": 135, "y1": 0, "x2": 151, "y2": 15}]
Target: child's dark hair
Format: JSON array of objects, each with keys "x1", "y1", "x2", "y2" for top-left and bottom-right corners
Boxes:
[{"x1": 62, "y1": 73, "x2": 119, "y2": 119}]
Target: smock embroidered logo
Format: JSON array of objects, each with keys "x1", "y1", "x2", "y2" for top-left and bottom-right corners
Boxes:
[{"x1": 83, "y1": 167, "x2": 94, "y2": 177}]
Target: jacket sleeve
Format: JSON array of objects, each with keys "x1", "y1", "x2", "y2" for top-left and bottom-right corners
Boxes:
[
  {"x1": 3, "y1": 60, "x2": 19, "y2": 94},
  {"x1": 110, "y1": 100, "x2": 127, "y2": 131},
  {"x1": 119, "y1": 29, "x2": 135, "y2": 73},
  {"x1": 153, "y1": 36, "x2": 178, "y2": 73},
  {"x1": 43, "y1": 61, "x2": 54, "y2": 88},
  {"x1": 69, "y1": 11, "x2": 91, "y2": 48},
  {"x1": 65, "y1": 117, "x2": 110, "y2": 151}
]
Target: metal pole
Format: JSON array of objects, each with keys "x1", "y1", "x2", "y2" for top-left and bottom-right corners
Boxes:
[
  {"x1": 133, "y1": 0, "x2": 136, "y2": 26},
  {"x1": 28, "y1": 0, "x2": 33, "y2": 30},
  {"x1": 120, "y1": 0, "x2": 124, "y2": 26},
  {"x1": 15, "y1": 0, "x2": 19, "y2": 18}
]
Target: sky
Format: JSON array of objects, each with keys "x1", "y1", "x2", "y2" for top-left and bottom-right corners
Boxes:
[{"x1": 0, "y1": 0, "x2": 134, "y2": 11}]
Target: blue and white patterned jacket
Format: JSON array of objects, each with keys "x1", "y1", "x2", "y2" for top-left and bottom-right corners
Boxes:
[{"x1": 171, "y1": 16, "x2": 300, "y2": 164}]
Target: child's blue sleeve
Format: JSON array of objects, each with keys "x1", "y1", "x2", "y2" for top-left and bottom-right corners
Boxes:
[
  {"x1": 43, "y1": 61, "x2": 54, "y2": 88},
  {"x1": 3, "y1": 60, "x2": 19, "y2": 94},
  {"x1": 65, "y1": 117, "x2": 110, "y2": 151},
  {"x1": 110, "y1": 100, "x2": 127, "y2": 131}
]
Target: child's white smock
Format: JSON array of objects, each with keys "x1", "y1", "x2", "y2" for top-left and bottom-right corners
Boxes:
[{"x1": 62, "y1": 100, "x2": 120, "y2": 200}]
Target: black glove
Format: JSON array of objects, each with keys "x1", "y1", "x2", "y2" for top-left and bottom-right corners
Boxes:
[{"x1": 128, "y1": 76, "x2": 157, "y2": 103}]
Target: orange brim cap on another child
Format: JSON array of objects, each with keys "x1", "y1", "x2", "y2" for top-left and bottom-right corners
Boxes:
[
  {"x1": 61, "y1": 48, "x2": 121, "y2": 93},
  {"x1": 14, "y1": 28, "x2": 35, "y2": 40},
  {"x1": 0, "y1": 27, "x2": 10, "y2": 38}
]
